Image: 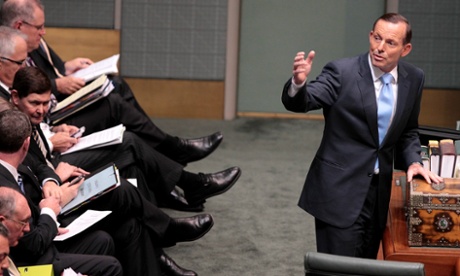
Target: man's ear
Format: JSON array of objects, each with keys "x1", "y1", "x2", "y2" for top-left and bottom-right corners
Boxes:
[
  {"x1": 10, "y1": 89, "x2": 19, "y2": 106},
  {"x1": 401, "y1": 43, "x2": 412, "y2": 58},
  {"x1": 23, "y1": 137, "x2": 31, "y2": 152},
  {"x1": 12, "y1": 21, "x2": 22, "y2": 30},
  {"x1": 0, "y1": 216, "x2": 6, "y2": 223}
]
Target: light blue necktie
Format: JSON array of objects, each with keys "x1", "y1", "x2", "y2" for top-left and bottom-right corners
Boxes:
[
  {"x1": 375, "y1": 73, "x2": 394, "y2": 171},
  {"x1": 17, "y1": 175, "x2": 25, "y2": 193}
]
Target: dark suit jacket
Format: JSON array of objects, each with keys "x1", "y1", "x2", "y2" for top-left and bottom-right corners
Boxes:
[
  {"x1": 29, "y1": 42, "x2": 66, "y2": 101},
  {"x1": 0, "y1": 85, "x2": 10, "y2": 101},
  {"x1": 282, "y1": 53, "x2": 424, "y2": 228},
  {"x1": 0, "y1": 163, "x2": 59, "y2": 265}
]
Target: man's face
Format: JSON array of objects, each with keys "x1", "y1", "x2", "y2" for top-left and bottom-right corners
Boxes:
[
  {"x1": 12, "y1": 91, "x2": 51, "y2": 126},
  {"x1": 369, "y1": 19, "x2": 412, "y2": 73},
  {"x1": 0, "y1": 36, "x2": 27, "y2": 87},
  {"x1": 2, "y1": 196, "x2": 31, "y2": 247},
  {"x1": 17, "y1": 6, "x2": 46, "y2": 52},
  {"x1": 0, "y1": 235, "x2": 9, "y2": 275}
]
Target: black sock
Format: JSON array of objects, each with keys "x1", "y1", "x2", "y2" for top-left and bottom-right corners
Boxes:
[
  {"x1": 177, "y1": 171, "x2": 203, "y2": 192},
  {"x1": 155, "y1": 135, "x2": 180, "y2": 154}
]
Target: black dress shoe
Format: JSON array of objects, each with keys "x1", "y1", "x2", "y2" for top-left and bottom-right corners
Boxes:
[
  {"x1": 185, "y1": 167, "x2": 241, "y2": 206},
  {"x1": 158, "y1": 188, "x2": 205, "y2": 212},
  {"x1": 160, "y1": 252, "x2": 197, "y2": 276},
  {"x1": 168, "y1": 214, "x2": 214, "y2": 243},
  {"x1": 175, "y1": 132, "x2": 223, "y2": 165}
]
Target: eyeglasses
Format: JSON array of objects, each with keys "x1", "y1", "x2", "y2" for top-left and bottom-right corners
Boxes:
[
  {"x1": 5, "y1": 217, "x2": 29, "y2": 229},
  {"x1": 0, "y1": 56, "x2": 26, "y2": 66},
  {"x1": 0, "y1": 253, "x2": 7, "y2": 263},
  {"x1": 22, "y1": 20, "x2": 45, "y2": 31}
]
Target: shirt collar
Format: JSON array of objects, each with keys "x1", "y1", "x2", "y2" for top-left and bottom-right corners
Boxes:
[
  {"x1": 367, "y1": 53, "x2": 398, "y2": 84},
  {"x1": 0, "y1": 159, "x2": 19, "y2": 182}
]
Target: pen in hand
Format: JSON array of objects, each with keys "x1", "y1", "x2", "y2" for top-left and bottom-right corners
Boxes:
[{"x1": 69, "y1": 175, "x2": 85, "y2": 186}]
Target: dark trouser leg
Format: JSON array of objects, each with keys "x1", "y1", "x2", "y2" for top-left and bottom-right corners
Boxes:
[
  {"x1": 52, "y1": 253, "x2": 122, "y2": 276},
  {"x1": 109, "y1": 75, "x2": 149, "y2": 117},
  {"x1": 59, "y1": 131, "x2": 183, "y2": 197},
  {"x1": 54, "y1": 230, "x2": 115, "y2": 256},
  {"x1": 60, "y1": 93, "x2": 168, "y2": 146},
  {"x1": 315, "y1": 175, "x2": 383, "y2": 259},
  {"x1": 109, "y1": 218, "x2": 162, "y2": 276},
  {"x1": 83, "y1": 179, "x2": 172, "y2": 242}
]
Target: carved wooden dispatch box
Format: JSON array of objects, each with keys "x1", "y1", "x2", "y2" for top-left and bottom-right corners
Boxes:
[{"x1": 406, "y1": 178, "x2": 460, "y2": 247}]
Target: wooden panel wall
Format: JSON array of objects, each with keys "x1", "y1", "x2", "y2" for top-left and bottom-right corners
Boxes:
[
  {"x1": 44, "y1": 28, "x2": 120, "y2": 61},
  {"x1": 43, "y1": 27, "x2": 224, "y2": 119},
  {"x1": 420, "y1": 89, "x2": 460, "y2": 129}
]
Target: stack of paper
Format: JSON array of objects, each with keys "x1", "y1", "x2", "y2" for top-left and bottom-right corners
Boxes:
[
  {"x1": 71, "y1": 54, "x2": 120, "y2": 82},
  {"x1": 61, "y1": 124, "x2": 125, "y2": 155},
  {"x1": 50, "y1": 74, "x2": 114, "y2": 124}
]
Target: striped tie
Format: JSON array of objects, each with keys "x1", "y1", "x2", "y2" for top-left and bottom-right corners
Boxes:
[
  {"x1": 32, "y1": 126, "x2": 55, "y2": 169},
  {"x1": 17, "y1": 175, "x2": 25, "y2": 193}
]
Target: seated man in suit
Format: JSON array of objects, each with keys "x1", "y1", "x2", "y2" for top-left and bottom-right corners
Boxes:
[
  {"x1": 0, "y1": 0, "x2": 225, "y2": 169},
  {"x1": 0, "y1": 221, "x2": 19, "y2": 275},
  {"x1": 12, "y1": 66, "x2": 241, "y2": 211},
  {"x1": 0, "y1": 187, "x2": 115, "y2": 276},
  {"x1": 0, "y1": 26, "x2": 241, "y2": 212},
  {"x1": 0, "y1": 130, "x2": 123, "y2": 276},
  {"x1": 0, "y1": 108, "x2": 216, "y2": 276}
]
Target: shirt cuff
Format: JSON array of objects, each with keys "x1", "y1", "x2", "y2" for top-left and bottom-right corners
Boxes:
[
  {"x1": 41, "y1": 178, "x2": 60, "y2": 188},
  {"x1": 288, "y1": 77, "x2": 306, "y2": 97},
  {"x1": 40, "y1": 207, "x2": 60, "y2": 228}
]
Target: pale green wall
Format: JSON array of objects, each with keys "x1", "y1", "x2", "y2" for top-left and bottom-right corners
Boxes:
[{"x1": 237, "y1": 0, "x2": 385, "y2": 114}]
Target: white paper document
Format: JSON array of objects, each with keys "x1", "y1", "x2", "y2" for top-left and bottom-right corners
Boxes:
[
  {"x1": 54, "y1": 210, "x2": 112, "y2": 241},
  {"x1": 62, "y1": 267, "x2": 83, "y2": 276},
  {"x1": 61, "y1": 124, "x2": 125, "y2": 155},
  {"x1": 71, "y1": 54, "x2": 120, "y2": 82}
]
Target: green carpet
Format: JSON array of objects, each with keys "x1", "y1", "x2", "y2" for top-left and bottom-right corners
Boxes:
[{"x1": 154, "y1": 117, "x2": 323, "y2": 275}]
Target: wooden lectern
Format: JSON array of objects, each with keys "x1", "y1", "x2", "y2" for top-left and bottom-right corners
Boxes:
[{"x1": 381, "y1": 172, "x2": 460, "y2": 276}]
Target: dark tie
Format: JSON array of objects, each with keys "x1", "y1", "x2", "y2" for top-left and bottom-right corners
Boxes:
[
  {"x1": 375, "y1": 73, "x2": 394, "y2": 171},
  {"x1": 17, "y1": 175, "x2": 25, "y2": 193},
  {"x1": 25, "y1": 56, "x2": 36, "y2": 67}
]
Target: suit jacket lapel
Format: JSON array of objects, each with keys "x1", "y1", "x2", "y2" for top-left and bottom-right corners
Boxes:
[
  {"x1": 386, "y1": 64, "x2": 410, "y2": 139},
  {"x1": 0, "y1": 86, "x2": 10, "y2": 101},
  {"x1": 17, "y1": 164, "x2": 42, "y2": 195},
  {"x1": 357, "y1": 54, "x2": 379, "y2": 146}
]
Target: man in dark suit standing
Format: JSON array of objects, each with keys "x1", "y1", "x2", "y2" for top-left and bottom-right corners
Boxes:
[{"x1": 282, "y1": 13, "x2": 443, "y2": 259}]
